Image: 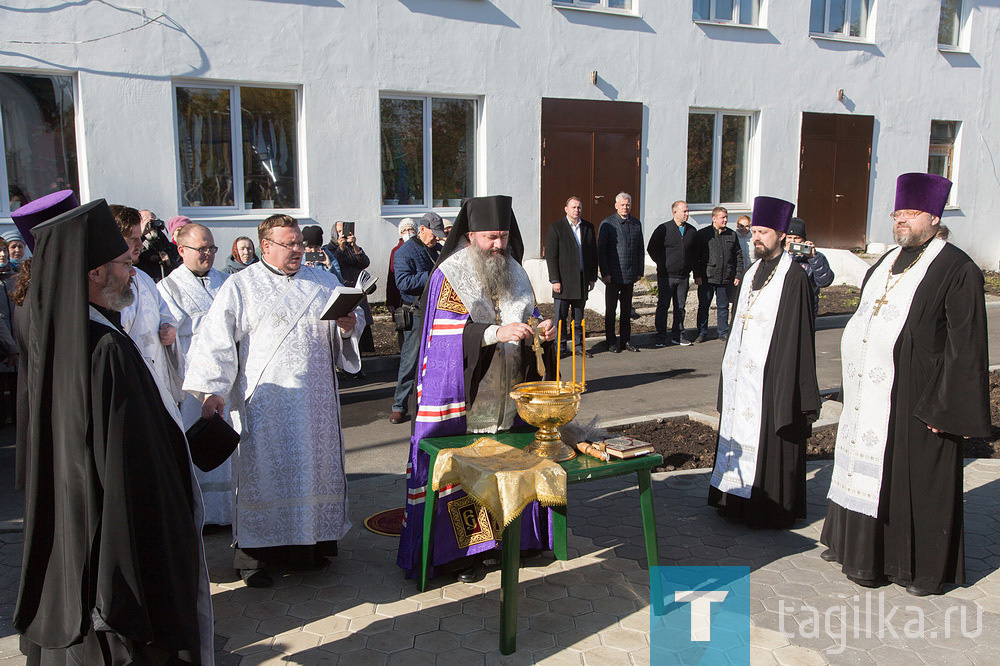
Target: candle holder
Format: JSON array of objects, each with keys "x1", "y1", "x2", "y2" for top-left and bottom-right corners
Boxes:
[{"x1": 509, "y1": 381, "x2": 585, "y2": 462}]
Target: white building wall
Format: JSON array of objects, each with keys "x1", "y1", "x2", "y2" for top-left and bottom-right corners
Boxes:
[{"x1": 2, "y1": 0, "x2": 998, "y2": 290}]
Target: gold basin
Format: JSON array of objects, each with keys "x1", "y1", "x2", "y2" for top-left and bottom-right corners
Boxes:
[{"x1": 510, "y1": 380, "x2": 585, "y2": 462}]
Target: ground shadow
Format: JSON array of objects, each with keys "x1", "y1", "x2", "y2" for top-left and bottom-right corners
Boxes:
[{"x1": 584, "y1": 368, "x2": 701, "y2": 394}]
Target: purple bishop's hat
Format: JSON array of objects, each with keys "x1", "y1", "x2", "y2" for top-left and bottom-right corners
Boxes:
[
  {"x1": 894, "y1": 173, "x2": 952, "y2": 218},
  {"x1": 751, "y1": 196, "x2": 795, "y2": 234},
  {"x1": 10, "y1": 190, "x2": 80, "y2": 252}
]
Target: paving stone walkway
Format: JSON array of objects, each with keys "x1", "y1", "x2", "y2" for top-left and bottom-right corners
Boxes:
[{"x1": 2, "y1": 458, "x2": 998, "y2": 665}]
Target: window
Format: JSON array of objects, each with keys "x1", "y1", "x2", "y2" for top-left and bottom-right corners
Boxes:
[
  {"x1": 938, "y1": 0, "x2": 963, "y2": 48},
  {"x1": 380, "y1": 96, "x2": 477, "y2": 210},
  {"x1": 810, "y1": 0, "x2": 870, "y2": 39},
  {"x1": 686, "y1": 111, "x2": 753, "y2": 206},
  {"x1": 928, "y1": 120, "x2": 959, "y2": 205},
  {"x1": 175, "y1": 84, "x2": 300, "y2": 211},
  {"x1": 1, "y1": 72, "x2": 79, "y2": 217},
  {"x1": 693, "y1": 0, "x2": 760, "y2": 25},
  {"x1": 553, "y1": 0, "x2": 633, "y2": 12}
]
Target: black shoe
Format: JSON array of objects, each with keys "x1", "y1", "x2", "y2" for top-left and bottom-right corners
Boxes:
[
  {"x1": 609, "y1": 345, "x2": 621, "y2": 354},
  {"x1": 389, "y1": 411, "x2": 408, "y2": 424},
  {"x1": 582, "y1": 349, "x2": 593, "y2": 358},
  {"x1": 905, "y1": 583, "x2": 942, "y2": 597},
  {"x1": 624, "y1": 343, "x2": 640, "y2": 352},
  {"x1": 560, "y1": 348, "x2": 572, "y2": 359},
  {"x1": 719, "y1": 334, "x2": 728, "y2": 342},
  {"x1": 819, "y1": 549, "x2": 837, "y2": 563},
  {"x1": 655, "y1": 341, "x2": 669, "y2": 348},
  {"x1": 694, "y1": 335, "x2": 705, "y2": 344},
  {"x1": 241, "y1": 568, "x2": 272, "y2": 588},
  {"x1": 456, "y1": 564, "x2": 483, "y2": 583}
]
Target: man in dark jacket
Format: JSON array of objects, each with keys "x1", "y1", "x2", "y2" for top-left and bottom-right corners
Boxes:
[
  {"x1": 694, "y1": 206, "x2": 743, "y2": 342},
  {"x1": 785, "y1": 217, "x2": 834, "y2": 324},
  {"x1": 647, "y1": 200, "x2": 697, "y2": 347},
  {"x1": 598, "y1": 192, "x2": 644, "y2": 353},
  {"x1": 389, "y1": 213, "x2": 445, "y2": 423},
  {"x1": 546, "y1": 196, "x2": 598, "y2": 358}
]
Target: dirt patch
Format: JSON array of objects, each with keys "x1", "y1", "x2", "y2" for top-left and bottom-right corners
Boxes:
[
  {"x1": 817, "y1": 285, "x2": 860, "y2": 316},
  {"x1": 984, "y1": 271, "x2": 1000, "y2": 297},
  {"x1": 607, "y1": 370, "x2": 1000, "y2": 473}
]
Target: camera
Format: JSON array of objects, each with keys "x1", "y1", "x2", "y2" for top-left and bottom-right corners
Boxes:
[
  {"x1": 787, "y1": 241, "x2": 813, "y2": 256},
  {"x1": 304, "y1": 251, "x2": 326, "y2": 264}
]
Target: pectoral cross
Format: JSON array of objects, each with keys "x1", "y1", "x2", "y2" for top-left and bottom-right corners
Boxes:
[
  {"x1": 740, "y1": 311, "x2": 754, "y2": 331},
  {"x1": 873, "y1": 294, "x2": 890, "y2": 316}
]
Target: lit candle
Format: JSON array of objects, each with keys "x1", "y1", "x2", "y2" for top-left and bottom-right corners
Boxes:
[
  {"x1": 572, "y1": 320, "x2": 577, "y2": 389},
  {"x1": 581, "y1": 319, "x2": 587, "y2": 388},
  {"x1": 556, "y1": 319, "x2": 562, "y2": 387}
]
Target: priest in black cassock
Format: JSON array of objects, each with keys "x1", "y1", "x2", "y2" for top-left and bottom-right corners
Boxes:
[
  {"x1": 708, "y1": 196, "x2": 820, "y2": 529},
  {"x1": 15, "y1": 200, "x2": 214, "y2": 664},
  {"x1": 821, "y1": 173, "x2": 990, "y2": 597}
]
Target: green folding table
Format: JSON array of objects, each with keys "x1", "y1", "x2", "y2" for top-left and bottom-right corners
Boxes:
[{"x1": 418, "y1": 431, "x2": 663, "y2": 654}]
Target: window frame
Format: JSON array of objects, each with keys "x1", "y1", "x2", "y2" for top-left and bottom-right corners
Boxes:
[
  {"x1": 692, "y1": 0, "x2": 762, "y2": 27},
  {"x1": 379, "y1": 93, "x2": 481, "y2": 216},
  {"x1": 809, "y1": 0, "x2": 871, "y2": 41},
  {"x1": 937, "y1": 0, "x2": 968, "y2": 52},
  {"x1": 685, "y1": 108, "x2": 757, "y2": 210},
  {"x1": 928, "y1": 119, "x2": 961, "y2": 209},
  {"x1": 1, "y1": 68, "x2": 81, "y2": 219},
  {"x1": 552, "y1": 0, "x2": 637, "y2": 17},
  {"x1": 172, "y1": 80, "x2": 304, "y2": 217}
]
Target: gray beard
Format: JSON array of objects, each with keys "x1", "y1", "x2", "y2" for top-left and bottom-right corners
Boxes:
[
  {"x1": 470, "y1": 245, "x2": 512, "y2": 301},
  {"x1": 893, "y1": 227, "x2": 930, "y2": 248},
  {"x1": 102, "y1": 277, "x2": 136, "y2": 311}
]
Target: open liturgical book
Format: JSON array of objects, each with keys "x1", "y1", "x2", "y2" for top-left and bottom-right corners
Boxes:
[{"x1": 321, "y1": 270, "x2": 378, "y2": 320}]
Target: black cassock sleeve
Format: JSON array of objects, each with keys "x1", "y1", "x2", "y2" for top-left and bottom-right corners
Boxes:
[
  {"x1": 912, "y1": 261, "x2": 991, "y2": 438},
  {"x1": 89, "y1": 333, "x2": 203, "y2": 659}
]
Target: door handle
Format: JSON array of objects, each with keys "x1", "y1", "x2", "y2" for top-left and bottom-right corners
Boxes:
[
  {"x1": 834, "y1": 194, "x2": 845, "y2": 200},
  {"x1": 594, "y1": 195, "x2": 604, "y2": 202}
]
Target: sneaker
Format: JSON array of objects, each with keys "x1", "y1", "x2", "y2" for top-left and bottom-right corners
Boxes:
[
  {"x1": 694, "y1": 335, "x2": 705, "y2": 344},
  {"x1": 677, "y1": 338, "x2": 693, "y2": 347}
]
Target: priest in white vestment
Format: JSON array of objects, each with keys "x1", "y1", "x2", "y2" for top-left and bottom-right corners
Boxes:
[
  {"x1": 110, "y1": 205, "x2": 181, "y2": 401},
  {"x1": 158, "y1": 223, "x2": 231, "y2": 525},
  {"x1": 708, "y1": 196, "x2": 820, "y2": 529},
  {"x1": 183, "y1": 214, "x2": 364, "y2": 588}
]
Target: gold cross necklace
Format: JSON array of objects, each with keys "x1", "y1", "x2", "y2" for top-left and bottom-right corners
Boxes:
[{"x1": 873, "y1": 244, "x2": 929, "y2": 316}]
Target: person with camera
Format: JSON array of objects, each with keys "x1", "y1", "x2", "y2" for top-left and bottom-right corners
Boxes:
[
  {"x1": 387, "y1": 219, "x2": 418, "y2": 351},
  {"x1": 302, "y1": 225, "x2": 344, "y2": 283},
  {"x1": 784, "y1": 217, "x2": 834, "y2": 323},
  {"x1": 331, "y1": 221, "x2": 374, "y2": 356},
  {"x1": 135, "y1": 209, "x2": 182, "y2": 281},
  {"x1": 389, "y1": 213, "x2": 445, "y2": 424}
]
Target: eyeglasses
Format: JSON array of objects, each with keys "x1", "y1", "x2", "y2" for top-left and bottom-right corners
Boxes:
[
  {"x1": 265, "y1": 238, "x2": 306, "y2": 251},
  {"x1": 890, "y1": 210, "x2": 924, "y2": 222},
  {"x1": 180, "y1": 245, "x2": 219, "y2": 255}
]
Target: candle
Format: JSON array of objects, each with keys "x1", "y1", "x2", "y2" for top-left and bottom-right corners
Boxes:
[
  {"x1": 571, "y1": 320, "x2": 577, "y2": 389},
  {"x1": 556, "y1": 319, "x2": 562, "y2": 387},
  {"x1": 581, "y1": 319, "x2": 587, "y2": 387}
]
